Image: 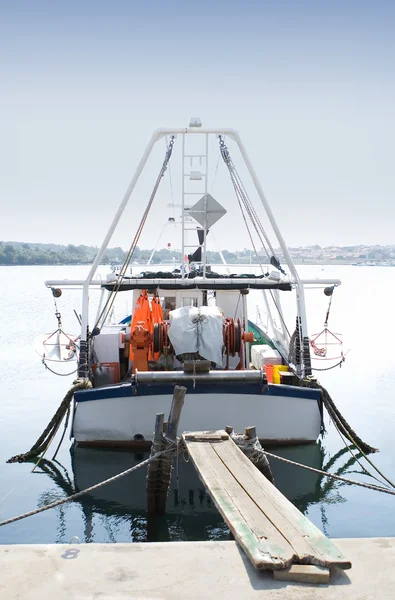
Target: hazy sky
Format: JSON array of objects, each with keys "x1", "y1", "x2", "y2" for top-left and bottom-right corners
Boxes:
[{"x1": 1, "y1": 0, "x2": 394, "y2": 251}]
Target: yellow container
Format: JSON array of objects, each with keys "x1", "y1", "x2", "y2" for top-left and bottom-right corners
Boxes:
[{"x1": 272, "y1": 364, "x2": 288, "y2": 384}]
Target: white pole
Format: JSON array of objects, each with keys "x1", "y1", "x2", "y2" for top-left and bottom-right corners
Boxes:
[
  {"x1": 273, "y1": 288, "x2": 290, "y2": 347},
  {"x1": 203, "y1": 133, "x2": 209, "y2": 278},
  {"x1": 154, "y1": 127, "x2": 238, "y2": 137},
  {"x1": 45, "y1": 277, "x2": 341, "y2": 288},
  {"x1": 261, "y1": 289, "x2": 276, "y2": 339},
  {"x1": 181, "y1": 134, "x2": 186, "y2": 279},
  {"x1": 80, "y1": 129, "x2": 161, "y2": 343},
  {"x1": 94, "y1": 288, "x2": 106, "y2": 326}
]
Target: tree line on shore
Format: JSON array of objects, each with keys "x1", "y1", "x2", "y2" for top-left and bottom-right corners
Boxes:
[{"x1": 0, "y1": 241, "x2": 260, "y2": 266}]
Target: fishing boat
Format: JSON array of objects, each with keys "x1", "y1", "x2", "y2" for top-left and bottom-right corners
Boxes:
[{"x1": 43, "y1": 119, "x2": 344, "y2": 448}]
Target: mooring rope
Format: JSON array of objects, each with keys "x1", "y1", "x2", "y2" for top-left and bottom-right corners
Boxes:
[
  {"x1": 42, "y1": 360, "x2": 78, "y2": 377},
  {"x1": 262, "y1": 450, "x2": 395, "y2": 497},
  {"x1": 146, "y1": 435, "x2": 179, "y2": 498},
  {"x1": 311, "y1": 358, "x2": 346, "y2": 372},
  {"x1": 333, "y1": 423, "x2": 389, "y2": 488},
  {"x1": 3, "y1": 437, "x2": 394, "y2": 529},
  {"x1": 300, "y1": 377, "x2": 395, "y2": 489},
  {"x1": 301, "y1": 377, "x2": 377, "y2": 455},
  {"x1": 6, "y1": 378, "x2": 92, "y2": 464},
  {"x1": 51, "y1": 405, "x2": 71, "y2": 462},
  {"x1": 0, "y1": 445, "x2": 177, "y2": 528},
  {"x1": 229, "y1": 433, "x2": 274, "y2": 483}
]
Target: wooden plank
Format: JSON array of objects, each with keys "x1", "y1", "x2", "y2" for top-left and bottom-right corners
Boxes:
[
  {"x1": 212, "y1": 439, "x2": 351, "y2": 569},
  {"x1": 183, "y1": 431, "x2": 351, "y2": 572},
  {"x1": 184, "y1": 431, "x2": 229, "y2": 442},
  {"x1": 273, "y1": 565, "x2": 330, "y2": 584},
  {"x1": 186, "y1": 439, "x2": 295, "y2": 570},
  {"x1": 213, "y1": 439, "x2": 327, "y2": 562},
  {"x1": 213, "y1": 440, "x2": 317, "y2": 561}
]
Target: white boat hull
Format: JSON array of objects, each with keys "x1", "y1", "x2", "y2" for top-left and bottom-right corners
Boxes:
[{"x1": 72, "y1": 382, "x2": 322, "y2": 446}]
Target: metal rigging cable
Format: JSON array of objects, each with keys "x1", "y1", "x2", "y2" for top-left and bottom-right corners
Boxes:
[
  {"x1": 166, "y1": 135, "x2": 176, "y2": 220},
  {"x1": 210, "y1": 135, "x2": 222, "y2": 194},
  {"x1": 218, "y1": 136, "x2": 285, "y2": 274},
  {"x1": 218, "y1": 136, "x2": 291, "y2": 339},
  {"x1": 233, "y1": 188, "x2": 291, "y2": 339},
  {"x1": 94, "y1": 136, "x2": 176, "y2": 331}
]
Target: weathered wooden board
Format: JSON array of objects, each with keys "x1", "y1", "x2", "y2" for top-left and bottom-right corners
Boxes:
[
  {"x1": 183, "y1": 432, "x2": 229, "y2": 442},
  {"x1": 273, "y1": 564, "x2": 330, "y2": 584},
  {"x1": 183, "y1": 430, "x2": 351, "y2": 572}
]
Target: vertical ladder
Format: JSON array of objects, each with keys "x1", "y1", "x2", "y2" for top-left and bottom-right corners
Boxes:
[{"x1": 181, "y1": 133, "x2": 209, "y2": 278}]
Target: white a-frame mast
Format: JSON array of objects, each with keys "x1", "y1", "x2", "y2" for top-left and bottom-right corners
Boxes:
[{"x1": 77, "y1": 123, "x2": 312, "y2": 377}]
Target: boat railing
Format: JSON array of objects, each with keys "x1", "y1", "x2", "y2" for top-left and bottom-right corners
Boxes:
[{"x1": 45, "y1": 277, "x2": 342, "y2": 289}]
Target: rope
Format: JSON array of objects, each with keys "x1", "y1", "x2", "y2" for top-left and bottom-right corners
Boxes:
[
  {"x1": 329, "y1": 405, "x2": 395, "y2": 489},
  {"x1": 324, "y1": 291, "x2": 334, "y2": 327},
  {"x1": 230, "y1": 433, "x2": 274, "y2": 483},
  {"x1": 0, "y1": 445, "x2": 177, "y2": 528},
  {"x1": 52, "y1": 405, "x2": 71, "y2": 462},
  {"x1": 166, "y1": 135, "x2": 175, "y2": 220},
  {"x1": 219, "y1": 136, "x2": 273, "y2": 263},
  {"x1": 219, "y1": 136, "x2": 289, "y2": 279},
  {"x1": 6, "y1": 378, "x2": 92, "y2": 464},
  {"x1": 94, "y1": 136, "x2": 175, "y2": 331},
  {"x1": 223, "y1": 155, "x2": 291, "y2": 341},
  {"x1": 3, "y1": 439, "x2": 392, "y2": 530},
  {"x1": 301, "y1": 377, "x2": 377, "y2": 455},
  {"x1": 210, "y1": 151, "x2": 221, "y2": 193},
  {"x1": 311, "y1": 357, "x2": 346, "y2": 372},
  {"x1": 146, "y1": 435, "x2": 178, "y2": 507},
  {"x1": 302, "y1": 377, "x2": 395, "y2": 489},
  {"x1": 218, "y1": 136, "x2": 293, "y2": 352},
  {"x1": 333, "y1": 419, "x2": 389, "y2": 488},
  {"x1": 263, "y1": 450, "x2": 395, "y2": 497},
  {"x1": 42, "y1": 359, "x2": 78, "y2": 377}
]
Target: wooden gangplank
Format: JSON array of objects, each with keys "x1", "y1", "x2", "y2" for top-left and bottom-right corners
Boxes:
[{"x1": 183, "y1": 431, "x2": 351, "y2": 575}]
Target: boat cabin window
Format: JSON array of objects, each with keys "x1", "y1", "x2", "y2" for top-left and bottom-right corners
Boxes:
[
  {"x1": 181, "y1": 297, "x2": 199, "y2": 308},
  {"x1": 163, "y1": 296, "x2": 176, "y2": 319}
]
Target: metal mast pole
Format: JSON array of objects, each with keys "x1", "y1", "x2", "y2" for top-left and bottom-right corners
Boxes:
[
  {"x1": 202, "y1": 133, "x2": 209, "y2": 278},
  {"x1": 181, "y1": 134, "x2": 186, "y2": 279},
  {"x1": 78, "y1": 130, "x2": 161, "y2": 376}
]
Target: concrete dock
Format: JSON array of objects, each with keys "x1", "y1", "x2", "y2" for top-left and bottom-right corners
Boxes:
[{"x1": 2, "y1": 538, "x2": 395, "y2": 599}]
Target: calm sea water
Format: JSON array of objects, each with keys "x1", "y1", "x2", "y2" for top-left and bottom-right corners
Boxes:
[{"x1": 0, "y1": 264, "x2": 395, "y2": 544}]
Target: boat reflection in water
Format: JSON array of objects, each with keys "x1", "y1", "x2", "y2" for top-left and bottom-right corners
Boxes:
[{"x1": 36, "y1": 443, "x2": 358, "y2": 543}]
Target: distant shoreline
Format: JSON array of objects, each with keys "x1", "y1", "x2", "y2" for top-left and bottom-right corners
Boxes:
[
  {"x1": 2, "y1": 241, "x2": 394, "y2": 267},
  {"x1": 0, "y1": 260, "x2": 393, "y2": 267}
]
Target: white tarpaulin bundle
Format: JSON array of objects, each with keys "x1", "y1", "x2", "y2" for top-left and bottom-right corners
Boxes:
[{"x1": 168, "y1": 305, "x2": 224, "y2": 366}]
